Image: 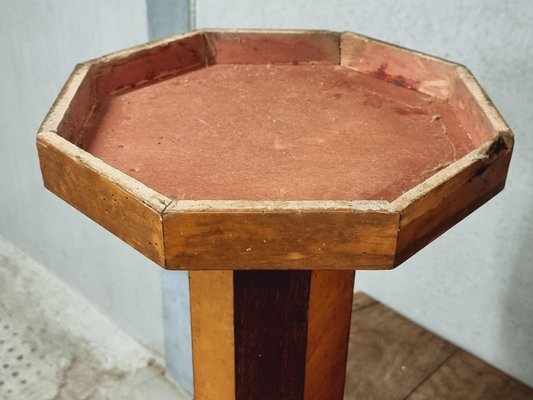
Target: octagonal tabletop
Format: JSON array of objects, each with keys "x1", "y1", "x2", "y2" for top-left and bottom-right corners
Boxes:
[{"x1": 37, "y1": 30, "x2": 513, "y2": 270}]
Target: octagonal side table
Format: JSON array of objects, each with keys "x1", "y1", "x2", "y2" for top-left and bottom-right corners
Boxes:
[{"x1": 37, "y1": 30, "x2": 513, "y2": 400}]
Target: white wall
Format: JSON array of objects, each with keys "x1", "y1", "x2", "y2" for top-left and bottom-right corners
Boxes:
[
  {"x1": 0, "y1": 0, "x2": 166, "y2": 355},
  {"x1": 196, "y1": 1, "x2": 533, "y2": 385}
]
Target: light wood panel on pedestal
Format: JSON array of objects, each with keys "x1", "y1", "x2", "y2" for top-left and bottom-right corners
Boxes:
[
  {"x1": 188, "y1": 270, "x2": 355, "y2": 400},
  {"x1": 189, "y1": 270, "x2": 235, "y2": 400}
]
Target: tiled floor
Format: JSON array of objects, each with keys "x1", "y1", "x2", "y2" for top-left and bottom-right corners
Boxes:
[{"x1": 0, "y1": 238, "x2": 189, "y2": 400}]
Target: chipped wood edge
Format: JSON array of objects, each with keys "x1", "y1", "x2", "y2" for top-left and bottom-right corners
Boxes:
[
  {"x1": 392, "y1": 64, "x2": 514, "y2": 213},
  {"x1": 391, "y1": 133, "x2": 512, "y2": 213},
  {"x1": 37, "y1": 131, "x2": 172, "y2": 213},
  {"x1": 392, "y1": 146, "x2": 511, "y2": 266},
  {"x1": 454, "y1": 65, "x2": 513, "y2": 137}
]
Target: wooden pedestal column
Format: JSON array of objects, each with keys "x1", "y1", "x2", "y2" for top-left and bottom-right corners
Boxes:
[{"x1": 189, "y1": 270, "x2": 355, "y2": 400}]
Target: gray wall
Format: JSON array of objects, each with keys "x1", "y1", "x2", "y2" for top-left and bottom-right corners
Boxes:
[
  {"x1": 2, "y1": 0, "x2": 532, "y2": 394},
  {"x1": 196, "y1": 0, "x2": 533, "y2": 386},
  {"x1": 0, "y1": 0, "x2": 166, "y2": 355}
]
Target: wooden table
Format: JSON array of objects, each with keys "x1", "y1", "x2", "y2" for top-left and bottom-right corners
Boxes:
[{"x1": 36, "y1": 30, "x2": 513, "y2": 400}]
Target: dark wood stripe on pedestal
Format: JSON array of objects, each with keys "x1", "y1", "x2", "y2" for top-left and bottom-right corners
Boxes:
[{"x1": 234, "y1": 270, "x2": 312, "y2": 400}]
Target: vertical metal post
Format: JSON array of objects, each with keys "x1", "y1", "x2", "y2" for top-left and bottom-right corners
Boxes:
[{"x1": 146, "y1": 1, "x2": 195, "y2": 395}]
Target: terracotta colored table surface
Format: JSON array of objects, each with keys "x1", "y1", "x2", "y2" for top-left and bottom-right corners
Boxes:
[{"x1": 83, "y1": 63, "x2": 474, "y2": 202}]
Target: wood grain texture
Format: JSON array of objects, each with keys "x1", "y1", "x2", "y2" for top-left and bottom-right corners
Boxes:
[
  {"x1": 405, "y1": 350, "x2": 533, "y2": 400},
  {"x1": 344, "y1": 294, "x2": 457, "y2": 400},
  {"x1": 37, "y1": 132, "x2": 167, "y2": 265},
  {"x1": 205, "y1": 30, "x2": 339, "y2": 65},
  {"x1": 234, "y1": 270, "x2": 311, "y2": 400},
  {"x1": 393, "y1": 135, "x2": 512, "y2": 265},
  {"x1": 304, "y1": 270, "x2": 355, "y2": 400},
  {"x1": 163, "y1": 208, "x2": 398, "y2": 270},
  {"x1": 340, "y1": 32, "x2": 456, "y2": 99},
  {"x1": 189, "y1": 270, "x2": 235, "y2": 400},
  {"x1": 189, "y1": 271, "x2": 359, "y2": 400}
]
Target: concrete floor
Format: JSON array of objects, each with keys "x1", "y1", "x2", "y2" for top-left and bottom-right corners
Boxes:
[{"x1": 0, "y1": 238, "x2": 190, "y2": 400}]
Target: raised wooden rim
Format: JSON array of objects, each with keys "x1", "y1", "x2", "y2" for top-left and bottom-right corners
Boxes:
[
  {"x1": 37, "y1": 131, "x2": 172, "y2": 214},
  {"x1": 38, "y1": 29, "x2": 513, "y2": 216}
]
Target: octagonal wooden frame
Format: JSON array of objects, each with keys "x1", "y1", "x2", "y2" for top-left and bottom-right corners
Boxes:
[{"x1": 37, "y1": 29, "x2": 513, "y2": 270}]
